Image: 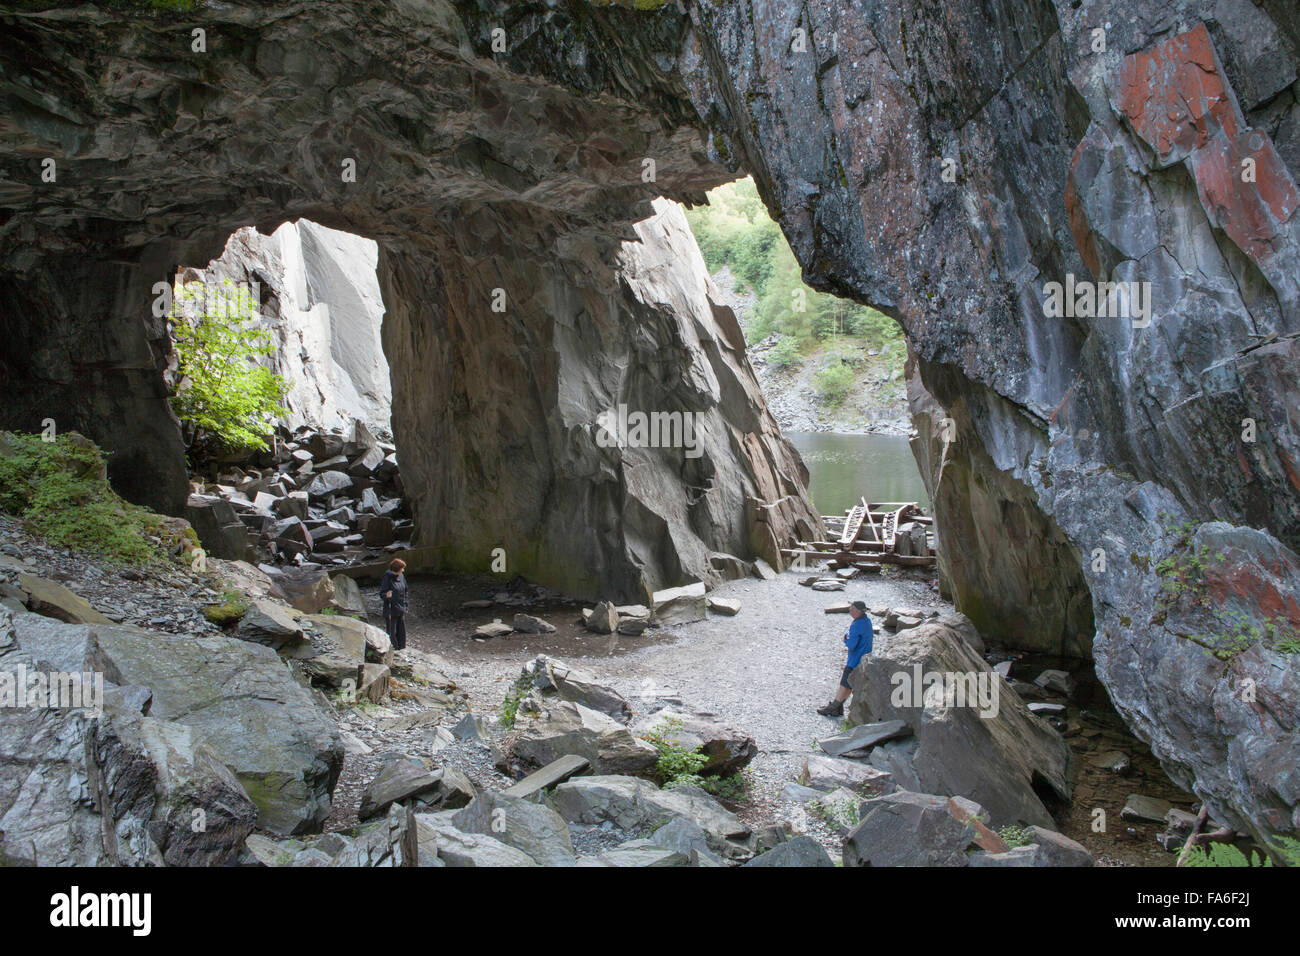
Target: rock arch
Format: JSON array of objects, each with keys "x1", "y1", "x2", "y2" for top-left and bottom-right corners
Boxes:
[{"x1": 3, "y1": 0, "x2": 1299, "y2": 841}]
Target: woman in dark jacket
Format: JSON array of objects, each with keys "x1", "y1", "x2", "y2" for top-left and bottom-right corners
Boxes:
[{"x1": 378, "y1": 558, "x2": 408, "y2": 651}]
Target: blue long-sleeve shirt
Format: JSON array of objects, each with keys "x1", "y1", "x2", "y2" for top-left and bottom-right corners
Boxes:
[{"x1": 844, "y1": 616, "x2": 874, "y2": 668}]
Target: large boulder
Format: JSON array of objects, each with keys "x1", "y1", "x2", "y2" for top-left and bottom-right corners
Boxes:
[
  {"x1": 185, "y1": 495, "x2": 254, "y2": 562},
  {"x1": 800, "y1": 754, "x2": 895, "y2": 796},
  {"x1": 275, "y1": 568, "x2": 336, "y2": 615},
  {"x1": 415, "y1": 816, "x2": 539, "y2": 867},
  {"x1": 296, "y1": 614, "x2": 371, "y2": 689},
  {"x1": 93, "y1": 710, "x2": 261, "y2": 866},
  {"x1": 521, "y1": 655, "x2": 631, "y2": 722},
  {"x1": 358, "y1": 759, "x2": 474, "y2": 820},
  {"x1": 842, "y1": 791, "x2": 978, "y2": 867},
  {"x1": 17, "y1": 575, "x2": 111, "y2": 626},
  {"x1": 552, "y1": 775, "x2": 751, "y2": 858},
  {"x1": 651, "y1": 582, "x2": 707, "y2": 625},
  {"x1": 0, "y1": 609, "x2": 270, "y2": 864},
  {"x1": 848, "y1": 615, "x2": 1071, "y2": 827},
  {"x1": 7, "y1": 611, "x2": 343, "y2": 836},
  {"x1": 508, "y1": 701, "x2": 658, "y2": 776},
  {"x1": 236, "y1": 597, "x2": 307, "y2": 651},
  {"x1": 744, "y1": 835, "x2": 835, "y2": 867},
  {"x1": 0, "y1": 610, "x2": 262, "y2": 868},
  {"x1": 329, "y1": 574, "x2": 368, "y2": 621},
  {"x1": 630, "y1": 707, "x2": 757, "y2": 777},
  {"x1": 452, "y1": 792, "x2": 576, "y2": 867}
]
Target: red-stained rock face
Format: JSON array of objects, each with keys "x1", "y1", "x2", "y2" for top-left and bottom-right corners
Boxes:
[{"x1": 1116, "y1": 24, "x2": 1299, "y2": 268}]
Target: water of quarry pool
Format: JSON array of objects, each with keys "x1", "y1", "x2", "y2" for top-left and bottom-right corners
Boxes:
[{"x1": 785, "y1": 431, "x2": 929, "y2": 514}]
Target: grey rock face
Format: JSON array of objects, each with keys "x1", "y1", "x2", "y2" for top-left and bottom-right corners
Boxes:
[
  {"x1": 522, "y1": 655, "x2": 632, "y2": 722},
  {"x1": 193, "y1": 221, "x2": 392, "y2": 439},
  {"x1": 508, "y1": 701, "x2": 658, "y2": 776},
  {"x1": 744, "y1": 835, "x2": 835, "y2": 868},
  {"x1": 8, "y1": 612, "x2": 343, "y2": 837},
  {"x1": 451, "y1": 792, "x2": 576, "y2": 867},
  {"x1": 415, "y1": 816, "x2": 539, "y2": 868},
  {"x1": 843, "y1": 791, "x2": 976, "y2": 868},
  {"x1": 553, "y1": 774, "x2": 751, "y2": 858},
  {"x1": 631, "y1": 707, "x2": 757, "y2": 777},
  {"x1": 0, "y1": 608, "x2": 296, "y2": 864}
]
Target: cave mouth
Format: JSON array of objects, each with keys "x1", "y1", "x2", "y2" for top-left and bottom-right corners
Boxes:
[
  {"x1": 172, "y1": 219, "x2": 394, "y2": 449},
  {"x1": 680, "y1": 178, "x2": 927, "y2": 513},
  {"x1": 171, "y1": 219, "x2": 408, "y2": 570}
]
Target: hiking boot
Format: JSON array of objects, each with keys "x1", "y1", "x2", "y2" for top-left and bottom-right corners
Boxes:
[{"x1": 816, "y1": 700, "x2": 844, "y2": 717}]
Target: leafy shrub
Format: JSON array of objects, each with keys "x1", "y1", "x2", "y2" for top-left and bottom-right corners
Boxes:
[
  {"x1": 768, "y1": 335, "x2": 803, "y2": 370},
  {"x1": 998, "y1": 825, "x2": 1035, "y2": 848},
  {"x1": 700, "y1": 771, "x2": 751, "y2": 804},
  {"x1": 812, "y1": 362, "x2": 857, "y2": 405},
  {"x1": 1178, "y1": 835, "x2": 1300, "y2": 868},
  {"x1": 0, "y1": 431, "x2": 164, "y2": 565},
  {"x1": 169, "y1": 279, "x2": 290, "y2": 459},
  {"x1": 640, "y1": 717, "x2": 709, "y2": 788},
  {"x1": 499, "y1": 671, "x2": 535, "y2": 730}
]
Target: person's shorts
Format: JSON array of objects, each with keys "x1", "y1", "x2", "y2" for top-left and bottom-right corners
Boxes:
[{"x1": 839, "y1": 665, "x2": 855, "y2": 690}]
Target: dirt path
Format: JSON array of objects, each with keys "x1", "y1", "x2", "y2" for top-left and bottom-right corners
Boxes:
[
  {"x1": 373, "y1": 567, "x2": 943, "y2": 817},
  {"x1": 343, "y1": 565, "x2": 1192, "y2": 865}
]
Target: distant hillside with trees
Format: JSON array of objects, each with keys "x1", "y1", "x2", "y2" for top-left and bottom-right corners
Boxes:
[{"x1": 684, "y1": 179, "x2": 908, "y2": 428}]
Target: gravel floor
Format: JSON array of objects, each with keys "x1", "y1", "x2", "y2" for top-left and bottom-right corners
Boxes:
[{"x1": 355, "y1": 564, "x2": 948, "y2": 855}]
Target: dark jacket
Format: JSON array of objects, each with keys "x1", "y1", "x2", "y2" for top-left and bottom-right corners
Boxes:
[{"x1": 379, "y1": 570, "x2": 408, "y2": 617}]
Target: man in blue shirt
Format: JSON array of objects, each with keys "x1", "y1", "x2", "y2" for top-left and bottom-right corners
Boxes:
[{"x1": 817, "y1": 601, "x2": 873, "y2": 717}]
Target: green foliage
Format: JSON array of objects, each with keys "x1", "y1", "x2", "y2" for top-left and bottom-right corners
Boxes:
[
  {"x1": 999, "y1": 825, "x2": 1035, "y2": 848},
  {"x1": 204, "y1": 588, "x2": 251, "y2": 625},
  {"x1": 640, "y1": 717, "x2": 709, "y2": 788},
  {"x1": 1179, "y1": 841, "x2": 1276, "y2": 868},
  {"x1": 768, "y1": 335, "x2": 803, "y2": 370},
  {"x1": 498, "y1": 671, "x2": 535, "y2": 730},
  {"x1": 685, "y1": 178, "x2": 903, "y2": 352},
  {"x1": 1188, "y1": 608, "x2": 1300, "y2": 662},
  {"x1": 169, "y1": 280, "x2": 290, "y2": 459},
  {"x1": 1154, "y1": 541, "x2": 1214, "y2": 606},
  {"x1": 1154, "y1": 515, "x2": 1300, "y2": 661},
  {"x1": 699, "y1": 771, "x2": 751, "y2": 804},
  {"x1": 0, "y1": 431, "x2": 164, "y2": 565},
  {"x1": 808, "y1": 793, "x2": 860, "y2": 829},
  {"x1": 812, "y1": 361, "x2": 857, "y2": 405}
]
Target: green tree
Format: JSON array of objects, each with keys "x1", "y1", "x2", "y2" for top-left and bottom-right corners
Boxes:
[
  {"x1": 812, "y1": 362, "x2": 857, "y2": 405},
  {"x1": 169, "y1": 279, "x2": 290, "y2": 458},
  {"x1": 768, "y1": 335, "x2": 803, "y2": 370},
  {"x1": 684, "y1": 176, "x2": 906, "y2": 357}
]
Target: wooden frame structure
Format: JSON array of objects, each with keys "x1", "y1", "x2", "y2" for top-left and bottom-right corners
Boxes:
[{"x1": 782, "y1": 496, "x2": 937, "y2": 569}]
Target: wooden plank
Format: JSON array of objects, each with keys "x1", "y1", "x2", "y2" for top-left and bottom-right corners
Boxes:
[
  {"x1": 781, "y1": 548, "x2": 935, "y2": 567},
  {"x1": 861, "y1": 496, "x2": 881, "y2": 543},
  {"x1": 839, "y1": 501, "x2": 868, "y2": 547},
  {"x1": 806, "y1": 540, "x2": 887, "y2": 552}
]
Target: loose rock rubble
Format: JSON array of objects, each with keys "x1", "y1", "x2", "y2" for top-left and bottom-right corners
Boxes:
[
  {"x1": 185, "y1": 421, "x2": 410, "y2": 570},
  {"x1": 0, "y1": 522, "x2": 1224, "y2": 866}
]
